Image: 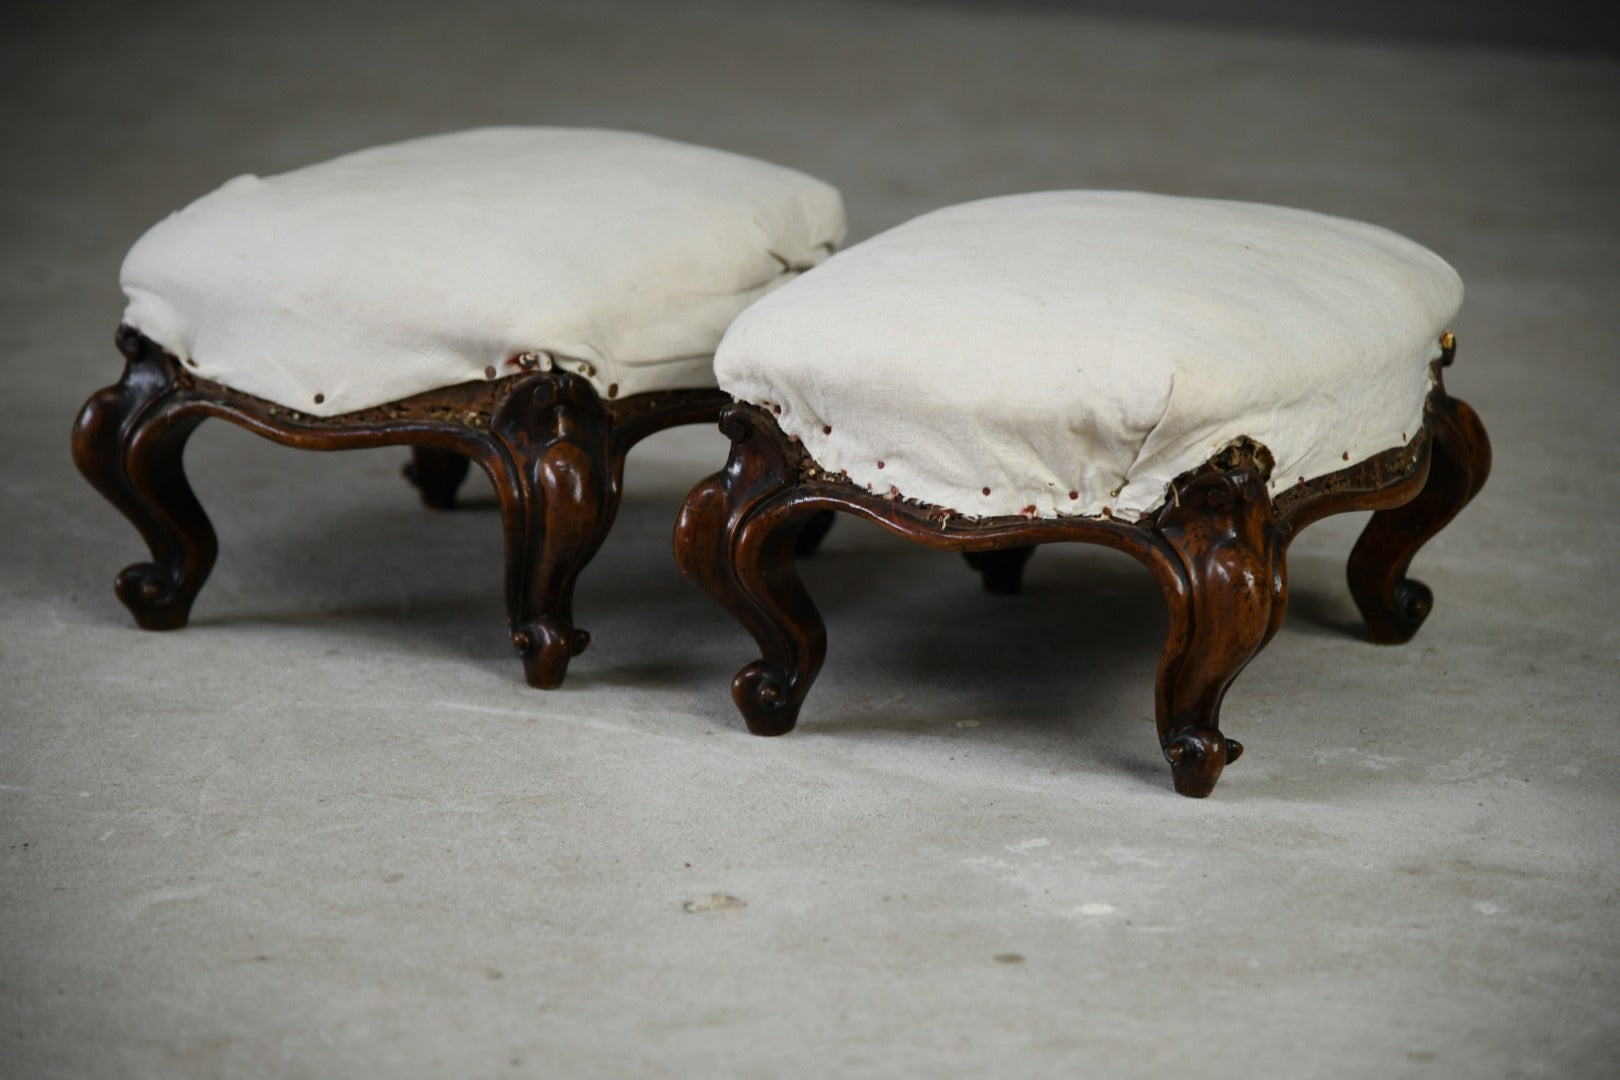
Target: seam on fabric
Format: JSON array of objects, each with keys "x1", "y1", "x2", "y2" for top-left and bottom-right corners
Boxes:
[{"x1": 1119, "y1": 371, "x2": 1177, "y2": 499}]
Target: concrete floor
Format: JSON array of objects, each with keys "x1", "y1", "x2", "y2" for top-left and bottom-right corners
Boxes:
[{"x1": 3, "y1": 1, "x2": 1617, "y2": 1076}]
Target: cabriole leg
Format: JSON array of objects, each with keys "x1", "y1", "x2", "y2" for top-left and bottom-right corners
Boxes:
[
  {"x1": 403, "y1": 446, "x2": 471, "y2": 510},
  {"x1": 71, "y1": 328, "x2": 218, "y2": 630},
  {"x1": 1348, "y1": 391, "x2": 1491, "y2": 644},
  {"x1": 1147, "y1": 466, "x2": 1283, "y2": 797},
  {"x1": 674, "y1": 405, "x2": 827, "y2": 736},
  {"x1": 486, "y1": 375, "x2": 620, "y2": 689}
]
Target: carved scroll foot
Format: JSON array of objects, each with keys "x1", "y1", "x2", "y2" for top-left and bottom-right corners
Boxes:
[
  {"x1": 1348, "y1": 391, "x2": 1490, "y2": 645},
  {"x1": 1164, "y1": 730, "x2": 1246, "y2": 798},
  {"x1": 486, "y1": 374, "x2": 620, "y2": 689},
  {"x1": 963, "y1": 545, "x2": 1036, "y2": 594},
  {"x1": 675, "y1": 405, "x2": 827, "y2": 736},
  {"x1": 510, "y1": 617, "x2": 591, "y2": 690},
  {"x1": 71, "y1": 328, "x2": 218, "y2": 630},
  {"x1": 403, "y1": 446, "x2": 471, "y2": 510},
  {"x1": 1148, "y1": 460, "x2": 1283, "y2": 797}
]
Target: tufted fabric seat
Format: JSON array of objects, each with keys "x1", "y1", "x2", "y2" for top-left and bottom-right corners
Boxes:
[
  {"x1": 716, "y1": 191, "x2": 1461, "y2": 521},
  {"x1": 75, "y1": 128, "x2": 844, "y2": 689},
  {"x1": 676, "y1": 190, "x2": 1489, "y2": 797},
  {"x1": 122, "y1": 127, "x2": 844, "y2": 416}
]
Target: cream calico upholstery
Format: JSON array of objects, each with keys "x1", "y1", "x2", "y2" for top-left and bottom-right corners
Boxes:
[
  {"x1": 120, "y1": 128, "x2": 846, "y2": 417},
  {"x1": 716, "y1": 191, "x2": 1462, "y2": 520}
]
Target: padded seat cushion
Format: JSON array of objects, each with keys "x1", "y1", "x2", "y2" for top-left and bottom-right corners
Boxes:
[
  {"x1": 715, "y1": 191, "x2": 1462, "y2": 520},
  {"x1": 120, "y1": 128, "x2": 846, "y2": 417}
]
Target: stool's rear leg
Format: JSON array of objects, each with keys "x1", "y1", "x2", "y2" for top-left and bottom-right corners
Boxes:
[
  {"x1": 71, "y1": 329, "x2": 218, "y2": 630},
  {"x1": 963, "y1": 545, "x2": 1036, "y2": 594},
  {"x1": 404, "y1": 446, "x2": 471, "y2": 510},
  {"x1": 794, "y1": 509, "x2": 836, "y2": 557},
  {"x1": 1348, "y1": 391, "x2": 1490, "y2": 644},
  {"x1": 675, "y1": 406, "x2": 827, "y2": 736},
  {"x1": 1146, "y1": 464, "x2": 1283, "y2": 797}
]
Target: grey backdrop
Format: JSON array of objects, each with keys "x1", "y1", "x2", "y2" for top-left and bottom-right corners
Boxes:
[{"x1": 3, "y1": 1, "x2": 1617, "y2": 1076}]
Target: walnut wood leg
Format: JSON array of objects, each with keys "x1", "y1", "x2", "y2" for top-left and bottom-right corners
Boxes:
[
  {"x1": 486, "y1": 375, "x2": 620, "y2": 689},
  {"x1": 963, "y1": 545, "x2": 1036, "y2": 594},
  {"x1": 403, "y1": 446, "x2": 471, "y2": 510},
  {"x1": 675, "y1": 406, "x2": 827, "y2": 735},
  {"x1": 1146, "y1": 465, "x2": 1282, "y2": 797},
  {"x1": 71, "y1": 328, "x2": 218, "y2": 630},
  {"x1": 794, "y1": 509, "x2": 837, "y2": 557},
  {"x1": 1348, "y1": 392, "x2": 1490, "y2": 644}
]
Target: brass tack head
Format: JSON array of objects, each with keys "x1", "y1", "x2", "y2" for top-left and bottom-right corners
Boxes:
[
  {"x1": 982, "y1": 487, "x2": 991, "y2": 496},
  {"x1": 484, "y1": 366, "x2": 497, "y2": 379},
  {"x1": 876, "y1": 460, "x2": 885, "y2": 469},
  {"x1": 1069, "y1": 491, "x2": 1079, "y2": 500},
  {"x1": 313, "y1": 393, "x2": 325, "y2": 405},
  {"x1": 821, "y1": 425, "x2": 831, "y2": 435},
  {"x1": 1439, "y1": 331, "x2": 1455, "y2": 350},
  {"x1": 607, "y1": 383, "x2": 619, "y2": 398}
]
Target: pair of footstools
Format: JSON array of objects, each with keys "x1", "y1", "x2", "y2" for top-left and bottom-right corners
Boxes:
[{"x1": 74, "y1": 128, "x2": 1489, "y2": 796}]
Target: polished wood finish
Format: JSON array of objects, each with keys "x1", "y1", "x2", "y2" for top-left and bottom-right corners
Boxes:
[
  {"x1": 1347, "y1": 346, "x2": 1492, "y2": 643},
  {"x1": 674, "y1": 347, "x2": 1489, "y2": 796},
  {"x1": 73, "y1": 327, "x2": 728, "y2": 688}
]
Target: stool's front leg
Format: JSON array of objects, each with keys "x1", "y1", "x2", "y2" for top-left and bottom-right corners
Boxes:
[
  {"x1": 71, "y1": 328, "x2": 218, "y2": 630},
  {"x1": 675, "y1": 405, "x2": 827, "y2": 736},
  {"x1": 1147, "y1": 466, "x2": 1283, "y2": 797},
  {"x1": 485, "y1": 374, "x2": 618, "y2": 689}
]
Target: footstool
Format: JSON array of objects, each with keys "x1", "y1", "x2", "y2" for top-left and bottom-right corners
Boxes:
[
  {"x1": 674, "y1": 192, "x2": 1490, "y2": 796},
  {"x1": 72, "y1": 127, "x2": 845, "y2": 688}
]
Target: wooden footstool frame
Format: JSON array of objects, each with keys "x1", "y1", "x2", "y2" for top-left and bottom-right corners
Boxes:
[
  {"x1": 74, "y1": 326, "x2": 729, "y2": 688},
  {"x1": 674, "y1": 336, "x2": 1490, "y2": 797}
]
